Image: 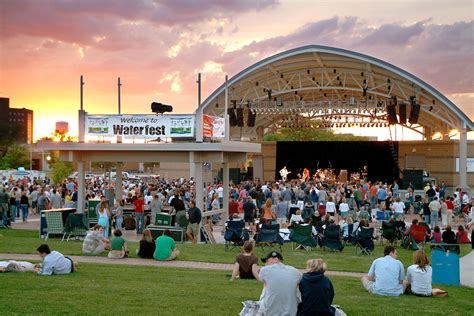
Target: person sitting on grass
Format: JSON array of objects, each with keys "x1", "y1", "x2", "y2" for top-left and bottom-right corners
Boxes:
[
  {"x1": 442, "y1": 225, "x2": 456, "y2": 244},
  {"x1": 0, "y1": 260, "x2": 36, "y2": 273},
  {"x1": 136, "y1": 229, "x2": 155, "y2": 259},
  {"x1": 154, "y1": 229, "x2": 180, "y2": 261},
  {"x1": 108, "y1": 229, "x2": 129, "y2": 259},
  {"x1": 82, "y1": 224, "x2": 110, "y2": 255},
  {"x1": 361, "y1": 245, "x2": 405, "y2": 296},
  {"x1": 404, "y1": 250, "x2": 432, "y2": 297},
  {"x1": 230, "y1": 240, "x2": 259, "y2": 281},
  {"x1": 35, "y1": 244, "x2": 75, "y2": 275},
  {"x1": 297, "y1": 258, "x2": 345, "y2": 316},
  {"x1": 431, "y1": 226, "x2": 442, "y2": 243},
  {"x1": 456, "y1": 225, "x2": 470, "y2": 244}
]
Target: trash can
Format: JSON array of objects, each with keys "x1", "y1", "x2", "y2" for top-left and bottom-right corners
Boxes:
[
  {"x1": 431, "y1": 244, "x2": 460, "y2": 286},
  {"x1": 87, "y1": 199, "x2": 100, "y2": 225}
]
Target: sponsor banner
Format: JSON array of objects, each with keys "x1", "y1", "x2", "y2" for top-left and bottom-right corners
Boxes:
[
  {"x1": 203, "y1": 115, "x2": 225, "y2": 138},
  {"x1": 85, "y1": 114, "x2": 194, "y2": 138}
]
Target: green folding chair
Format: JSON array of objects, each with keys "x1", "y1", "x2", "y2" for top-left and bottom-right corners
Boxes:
[{"x1": 45, "y1": 212, "x2": 66, "y2": 241}]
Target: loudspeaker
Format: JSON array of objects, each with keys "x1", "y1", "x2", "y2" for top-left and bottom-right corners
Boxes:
[
  {"x1": 247, "y1": 109, "x2": 256, "y2": 127},
  {"x1": 236, "y1": 108, "x2": 244, "y2": 127},
  {"x1": 387, "y1": 105, "x2": 398, "y2": 125},
  {"x1": 409, "y1": 101, "x2": 420, "y2": 124},
  {"x1": 228, "y1": 108, "x2": 237, "y2": 127},
  {"x1": 402, "y1": 169, "x2": 423, "y2": 189},
  {"x1": 399, "y1": 102, "x2": 407, "y2": 124}
]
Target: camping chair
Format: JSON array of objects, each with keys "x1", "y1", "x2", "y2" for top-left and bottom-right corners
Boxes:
[
  {"x1": 380, "y1": 221, "x2": 399, "y2": 245},
  {"x1": 254, "y1": 223, "x2": 284, "y2": 251},
  {"x1": 45, "y1": 211, "x2": 66, "y2": 241},
  {"x1": 224, "y1": 220, "x2": 249, "y2": 251},
  {"x1": 289, "y1": 224, "x2": 317, "y2": 250},
  {"x1": 354, "y1": 227, "x2": 375, "y2": 255},
  {"x1": 322, "y1": 225, "x2": 344, "y2": 252},
  {"x1": 410, "y1": 225, "x2": 428, "y2": 250},
  {"x1": 342, "y1": 223, "x2": 354, "y2": 245},
  {"x1": 64, "y1": 213, "x2": 88, "y2": 241},
  {"x1": 302, "y1": 205, "x2": 314, "y2": 220}
]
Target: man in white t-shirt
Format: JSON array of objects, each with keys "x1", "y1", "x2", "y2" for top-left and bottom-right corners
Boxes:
[{"x1": 257, "y1": 251, "x2": 302, "y2": 315}]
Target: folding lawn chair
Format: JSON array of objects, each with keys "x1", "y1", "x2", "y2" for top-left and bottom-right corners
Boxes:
[
  {"x1": 380, "y1": 221, "x2": 399, "y2": 245},
  {"x1": 45, "y1": 211, "x2": 66, "y2": 241},
  {"x1": 322, "y1": 225, "x2": 344, "y2": 252},
  {"x1": 289, "y1": 224, "x2": 317, "y2": 250},
  {"x1": 224, "y1": 220, "x2": 249, "y2": 251},
  {"x1": 354, "y1": 227, "x2": 375, "y2": 255},
  {"x1": 64, "y1": 213, "x2": 88, "y2": 241},
  {"x1": 410, "y1": 224, "x2": 428, "y2": 250},
  {"x1": 255, "y1": 223, "x2": 284, "y2": 251}
]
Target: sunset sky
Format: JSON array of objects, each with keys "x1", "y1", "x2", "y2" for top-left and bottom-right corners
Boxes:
[{"x1": 1, "y1": 0, "x2": 473, "y2": 140}]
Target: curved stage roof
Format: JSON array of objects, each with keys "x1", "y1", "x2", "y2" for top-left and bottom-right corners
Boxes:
[{"x1": 200, "y1": 45, "x2": 473, "y2": 140}]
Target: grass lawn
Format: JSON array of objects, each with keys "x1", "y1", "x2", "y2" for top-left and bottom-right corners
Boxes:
[
  {"x1": 0, "y1": 229, "x2": 471, "y2": 273},
  {"x1": 1, "y1": 263, "x2": 473, "y2": 315}
]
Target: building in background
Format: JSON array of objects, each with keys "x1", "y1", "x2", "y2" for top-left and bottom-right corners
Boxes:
[{"x1": 0, "y1": 97, "x2": 34, "y2": 144}]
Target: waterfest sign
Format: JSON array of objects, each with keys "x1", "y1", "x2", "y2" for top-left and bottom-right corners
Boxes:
[{"x1": 85, "y1": 114, "x2": 194, "y2": 138}]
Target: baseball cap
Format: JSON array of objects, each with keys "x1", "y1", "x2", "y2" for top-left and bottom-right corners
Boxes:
[{"x1": 261, "y1": 251, "x2": 283, "y2": 263}]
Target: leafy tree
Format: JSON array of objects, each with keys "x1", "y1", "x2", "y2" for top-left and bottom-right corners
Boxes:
[
  {"x1": 51, "y1": 161, "x2": 74, "y2": 184},
  {"x1": 91, "y1": 161, "x2": 117, "y2": 173},
  {"x1": 264, "y1": 128, "x2": 368, "y2": 141},
  {"x1": 0, "y1": 144, "x2": 30, "y2": 169}
]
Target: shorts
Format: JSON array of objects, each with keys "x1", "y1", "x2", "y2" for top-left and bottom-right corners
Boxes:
[{"x1": 186, "y1": 223, "x2": 199, "y2": 237}]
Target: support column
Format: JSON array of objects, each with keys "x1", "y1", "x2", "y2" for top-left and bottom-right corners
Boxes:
[
  {"x1": 78, "y1": 110, "x2": 86, "y2": 143},
  {"x1": 223, "y1": 162, "x2": 229, "y2": 221},
  {"x1": 116, "y1": 162, "x2": 123, "y2": 203},
  {"x1": 190, "y1": 152, "x2": 204, "y2": 242},
  {"x1": 224, "y1": 75, "x2": 229, "y2": 142},
  {"x1": 458, "y1": 124, "x2": 468, "y2": 189},
  {"x1": 77, "y1": 161, "x2": 85, "y2": 213}
]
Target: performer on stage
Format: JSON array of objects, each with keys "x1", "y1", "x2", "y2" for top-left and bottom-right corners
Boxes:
[
  {"x1": 362, "y1": 165, "x2": 368, "y2": 181},
  {"x1": 302, "y1": 168, "x2": 310, "y2": 182},
  {"x1": 279, "y1": 166, "x2": 290, "y2": 182}
]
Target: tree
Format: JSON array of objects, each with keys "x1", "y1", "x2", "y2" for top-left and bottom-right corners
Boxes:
[
  {"x1": 264, "y1": 128, "x2": 369, "y2": 141},
  {"x1": 51, "y1": 161, "x2": 74, "y2": 184},
  {"x1": 0, "y1": 144, "x2": 30, "y2": 169}
]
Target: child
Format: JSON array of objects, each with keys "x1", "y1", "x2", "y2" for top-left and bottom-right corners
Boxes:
[
  {"x1": 108, "y1": 229, "x2": 129, "y2": 259},
  {"x1": 431, "y1": 226, "x2": 442, "y2": 243}
]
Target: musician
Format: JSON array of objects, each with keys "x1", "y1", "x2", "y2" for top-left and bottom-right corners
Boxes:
[
  {"x1": 362, "y1": 166, "x2": 368, "y2": 181},
  {"x1": 302, "y1": 168, "x2": 310, "y2": 182},
  {"x1": 279, "y1": 166, "x2": 290, "y2": 182}
]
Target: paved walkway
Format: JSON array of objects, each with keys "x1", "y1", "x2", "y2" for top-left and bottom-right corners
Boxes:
[
  {"x1": 460, "y1": 251, "x2": 474, "y2": 288},
  {"x1": 0, "y1": 253, "x2": 365, "y2": 278}
]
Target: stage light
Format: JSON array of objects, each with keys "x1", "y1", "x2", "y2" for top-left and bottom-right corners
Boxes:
[
  {"x1": 267, "y1": 89, "x2": 272, "y2": 100},
  {"x1": 228, "y1": 108, "x2": 238, "y2": 127},
  {"x1": 247, "y1": 108, "x2": 256, "y2": 127}
]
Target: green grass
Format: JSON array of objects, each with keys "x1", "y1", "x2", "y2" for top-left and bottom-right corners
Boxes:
[
  {"x1": 1, "y1": 263, "x2": 473, "y2": 315},
  {"x1": 0, "y1": 229, "x2": 472, "y2": 273}
]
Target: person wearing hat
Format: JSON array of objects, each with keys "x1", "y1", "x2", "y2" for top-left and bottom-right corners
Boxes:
[{"x1": 257, "y1": 251, "x2": 302, "y2": 315}]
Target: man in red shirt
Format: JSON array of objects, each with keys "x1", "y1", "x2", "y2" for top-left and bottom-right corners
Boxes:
[
  {"x1": 133, "y1": 194, "x2": 145, "y2": 234},
  {"x1": 228, "y1": 197, "x2": 240, "y2": 220},
  {"x1": 445, "y1": 196, "x2": 455, "y2": 227}
]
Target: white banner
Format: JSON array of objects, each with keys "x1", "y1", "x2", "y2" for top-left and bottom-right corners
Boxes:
[
  {"x1": 85, "y1": 114, "x2": 194, "y2": 138},
  {"x1": 203, "y1": 114, "x2": 225, "y2": 138}
]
